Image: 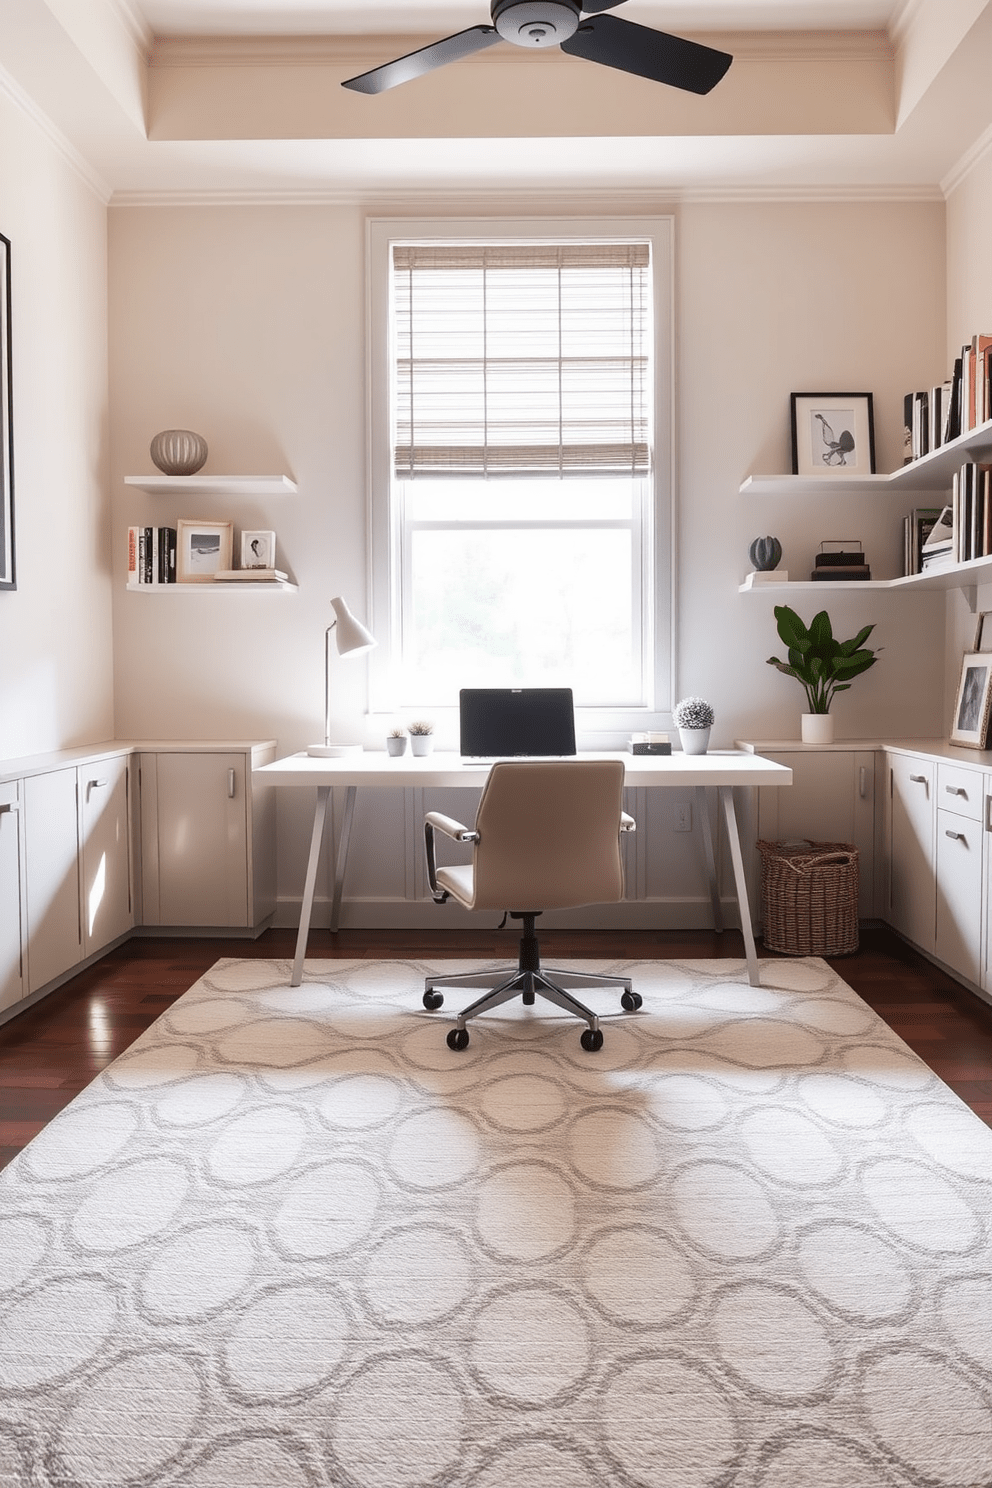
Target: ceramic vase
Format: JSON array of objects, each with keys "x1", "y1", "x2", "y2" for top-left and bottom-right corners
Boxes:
[
  {"x1": 801, "y1": 713, "x2": 834, "y2": 744},
  {"x1": 410, "y1": 736, "x2": 434, "y2": 757},
  {"x1": 386, "y1": 736, "x2": 407, "y2": 757},
  {"x1": 678, "y1": 726, "x2": 710, "y2": 756},
  {"x1": 149, "y1": 429, "x2": 208, "y2": 476}
]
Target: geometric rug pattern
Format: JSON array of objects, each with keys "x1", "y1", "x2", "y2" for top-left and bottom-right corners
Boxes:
[{"x1": 0, "y1": 956, "x2": 991, "y2": 1487}]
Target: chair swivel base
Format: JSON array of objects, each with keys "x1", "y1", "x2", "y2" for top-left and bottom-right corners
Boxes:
[{"x1": 422, "y1": 912, "x2": 642, "y2": 1052}]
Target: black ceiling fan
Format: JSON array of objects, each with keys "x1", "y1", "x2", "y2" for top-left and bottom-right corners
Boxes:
[{"x1": 342, "y1": 0, "x2": 732, "y2": 97}]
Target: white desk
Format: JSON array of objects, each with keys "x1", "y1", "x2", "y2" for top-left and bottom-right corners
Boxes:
[{"x1": 255, "y1": 750, "x2": 792, "y2": 987}]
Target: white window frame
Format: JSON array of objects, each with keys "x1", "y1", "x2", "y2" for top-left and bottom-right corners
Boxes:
[{"x1": 365, "y1": 215, "x2": 675, "y2": 743}]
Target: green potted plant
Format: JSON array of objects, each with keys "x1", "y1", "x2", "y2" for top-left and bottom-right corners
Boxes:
[{"x1": 766, "y1": 604, "x2": 879, "y2": 743}]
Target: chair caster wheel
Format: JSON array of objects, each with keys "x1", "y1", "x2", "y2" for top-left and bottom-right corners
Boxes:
[
  {"x1": 447, "y1": 1028, "x2": 470, "y2": 1051},
  {"x1": 621, "y1": 990, "x2": 643, "y2": 1012},
  {"x1": 580, "y1": 1028, "x2": 604, "y2": 1052},
  {"x1": 423, "y1": 990, "x2": 444, "y2": 1010}
]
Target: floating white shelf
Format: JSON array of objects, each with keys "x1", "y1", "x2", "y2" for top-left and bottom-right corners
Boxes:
[
  {"x1": 124, "y1": 475, "x2": 297, "y2": 496},
  {"x1": 741, "y1": 416, "x2": 992, "y2": 496},
  {"x1": 739, "y1": 552, "x2": 992, "y2": 599},
  {"x1": 126, "y1": 580, "x2": 298, "y2": 593}
]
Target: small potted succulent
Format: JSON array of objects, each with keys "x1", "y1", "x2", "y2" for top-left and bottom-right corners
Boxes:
[
  {"x1": 673, "y1": 696, "x2": 715, "y2": 755},
  {"x1": 408, "y1": 720, "x2": 435, "y2": 757},
  {"x1": 386, "y1": 726, "x2": 407, "y2": 757}
]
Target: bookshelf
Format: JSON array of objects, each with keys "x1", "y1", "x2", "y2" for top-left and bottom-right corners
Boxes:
[
  {"x1": 126, "y1": 578, "x2": 298, "y2": 592},
  {"x1": 124, "y1": 475, "x2": 297, "y2": 497},
  {"x1": 740, "y1": 416, "x2": 992, "y2": 603}
]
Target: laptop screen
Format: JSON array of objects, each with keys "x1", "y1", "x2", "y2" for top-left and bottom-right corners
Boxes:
[{"x1": 459, "y1": 687, "x2": 576, "y2": 758}]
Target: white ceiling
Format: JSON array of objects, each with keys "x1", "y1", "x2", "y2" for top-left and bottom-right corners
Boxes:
[
  {"x1": 131, "y1": 1, "x2": 906, "y2": 38},
  {"x1": 2, "y1": 0, "x2": 990, "y2": 201}
]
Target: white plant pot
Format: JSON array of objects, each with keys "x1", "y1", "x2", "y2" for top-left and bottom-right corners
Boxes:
[
  {"x1": 801, "y1": 713, "x2": 834, "y2": 744},
  {"x1": 678, "y1": 726, "x2": 710, "y2": 756},
  {"x1": 410, "y1": 736, "x2": 434, "y2": 756},
  {"x1": 386, "y1": 736, "x2": 407, "y2": 757}
]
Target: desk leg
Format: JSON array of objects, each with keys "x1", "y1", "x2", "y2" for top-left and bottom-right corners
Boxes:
[
  {"x1": 329, "y1": 785, "x2": 357, "y2": 934},
  {"x1": 696, "y1": 785, "x2": 722, "y2": 932},
  {"x1": 719, "y1": 785, "x2": 760, "y2": 987},
  {"x1": 292, "y1": 786, "x2": 330, "y2": 987}
]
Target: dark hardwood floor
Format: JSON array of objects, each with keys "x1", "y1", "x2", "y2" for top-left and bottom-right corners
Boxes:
[{"x1": 0, "y1": 924, "x2": 989, "y2": 1169}]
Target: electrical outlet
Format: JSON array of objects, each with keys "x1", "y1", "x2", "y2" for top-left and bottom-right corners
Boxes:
[{"x1": 674, "y1": 802, "x2": 692, "y2": 833}]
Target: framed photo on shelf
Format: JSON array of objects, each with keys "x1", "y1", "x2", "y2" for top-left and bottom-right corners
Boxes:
[
  {"x1": 0, "y1": 232, "x2": 14, "y2": 590},
  {"x1": 241, "y1": 529, "x2": 275, "y2": 569},
  {"x1": 949, "y1": 652, "x2": 992, "y2": 748},
  {"x1": 176, "y1": 519, "x2": 233, "y2": 582},
  {"x1": 791, "y1": 393, "x2": 875, "y2": 477}
]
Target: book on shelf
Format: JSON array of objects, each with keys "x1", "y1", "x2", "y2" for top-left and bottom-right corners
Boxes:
[
  {"x1": 903, "y1": 507, "x2": 944, "y2": 575},
  {"x1": 810, "y1": 565, "x2": 872, "y2": 580},
  {"x1": 212, "y1": 568, "x2": 289, "y2": 583},
  {"x1": 127, "y1": 525, "x2": 177, "y2": 584}
]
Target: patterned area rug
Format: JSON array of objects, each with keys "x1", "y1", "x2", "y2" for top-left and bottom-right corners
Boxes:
[{"x1": 1, "y1": 956, "x2": 991, "y2": 1488}]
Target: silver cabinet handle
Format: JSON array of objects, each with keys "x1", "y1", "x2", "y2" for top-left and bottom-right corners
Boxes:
[
  {"x1": 227, "y1": 768, "x2": 236, "y2": 799},
  {"x1": 0, "y1": 802, "x2": 16, "y2": 815},
  {"x1": 945, "y1": 785, "x2": 967, "y2": 797},
  {"x1": 987, "y1": 795, "x2": 992, "y2": 832},
  {"x1": 945, "y1": 829, "x2": 965, "y2": 841},
  {"x1": 909, "y1": 774, "x2": 927, "y2": 784}
]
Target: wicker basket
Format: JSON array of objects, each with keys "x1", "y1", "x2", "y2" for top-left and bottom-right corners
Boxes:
[{"x1": 756, "y1": 839, "x2": 859, "y2": 956}]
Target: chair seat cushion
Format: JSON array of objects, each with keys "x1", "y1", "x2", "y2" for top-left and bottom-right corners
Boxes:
[{"x1": 436, "y1": 864, "x2": 475, "y2": 907}]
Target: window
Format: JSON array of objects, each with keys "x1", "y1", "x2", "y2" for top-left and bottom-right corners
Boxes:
[{"x1": 368, "y1": 218, "x2": 673, "y2": 726}]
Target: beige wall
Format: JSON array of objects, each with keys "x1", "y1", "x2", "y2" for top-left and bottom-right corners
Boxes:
[
  {"x1": 0, "y1": 88, "x2": 113, "y2": 759},
  {"x1": 108, "y1": 196, "x2": 948, "y2": 923}
]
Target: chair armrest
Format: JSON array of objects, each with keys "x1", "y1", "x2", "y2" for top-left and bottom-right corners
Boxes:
[
  {"x1": 425, "y1": 810, "x2": 477, "y2": 842},
  {"x1": 424, "y1": 813, "x2": 479, "y2": 903},
  {"x1": 620, "y1": 812, "x2": 636, "y2": 833}
]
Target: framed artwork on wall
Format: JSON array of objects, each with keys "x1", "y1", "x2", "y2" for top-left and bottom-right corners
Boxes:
[
  {"x1": 949, "y1": 652, "x2": 992, "y2": 748},
  {"x1": 791, "y1": 393, "x2": 875, "y2": 478},
  {"x1": 0, "y1": 232, "x2": 14, "y2": 590},
  {"x1": 241, "y1": 529, "x2": 276, "y2": 569},
  {"x1": 176, "y1": 519, "x2": 233, "y2": 582}
]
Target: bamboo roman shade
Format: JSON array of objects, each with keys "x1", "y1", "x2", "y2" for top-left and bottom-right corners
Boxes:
[{"x1": 392, "y1": 242, "x2": 651, "y2": 478}]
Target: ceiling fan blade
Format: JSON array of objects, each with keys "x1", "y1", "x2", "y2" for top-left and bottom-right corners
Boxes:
[
  {"x1": 343, "y1": 26, "x2": 502, "y2": 94},
  {"x1": 561, "y1": 13, "x2": 732, "y2": 95}
]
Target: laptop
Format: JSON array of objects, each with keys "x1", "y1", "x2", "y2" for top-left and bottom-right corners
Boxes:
[{"x1": 459, "y1": 687, "x2": 576, "y2": 759}]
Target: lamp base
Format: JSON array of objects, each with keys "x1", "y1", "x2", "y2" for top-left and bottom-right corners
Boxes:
[{"x1": 306, "y1": 743, "x2": 364, "y2": 758}]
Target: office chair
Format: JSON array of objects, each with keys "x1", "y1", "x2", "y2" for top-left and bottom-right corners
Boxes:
[{"x1": 422, "y1": 759, "x2": 640, "y2": 1051}]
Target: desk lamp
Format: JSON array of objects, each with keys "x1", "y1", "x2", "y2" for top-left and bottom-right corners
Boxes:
[{"x1": 306, "y1": 595, "x2": 377, "y2": 757}]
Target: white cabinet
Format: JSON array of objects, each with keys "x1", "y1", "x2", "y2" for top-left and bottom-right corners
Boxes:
[
  {"x1": 79, "y1": 755, "x2": 133, "y2": 955},
  {"x1": 139, "y1": 745, "x2": 276, "y2": 929},
  {"x1": 0, "y1": 782, "x2": 25, "y2": 1012},
  {"x1": 748, "y1": 745, "x2": 877, "y2": 918},
  {"x1": 22, "y1": 768, "x2": 82, "y2": 994},
  {"x1": 885, "y1": 752, "x2": 936, "y2": 954}
]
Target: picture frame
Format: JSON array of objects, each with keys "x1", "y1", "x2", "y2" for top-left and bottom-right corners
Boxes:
[
  {"x1": 176, "y1": 519, "x2": 233, "y2": 582},
  {"x1": 0, "y1": 232, "x2": 14, "y2": 590},
  {"x1": 949, "y1": 651, "x2": 992, "y2": 748},
  {"x1": 241, "y1": 529, "x2": 276, "y2": 570},
  {"x1": 791, "y1": 392, "x2": 875, "y2": 477}
]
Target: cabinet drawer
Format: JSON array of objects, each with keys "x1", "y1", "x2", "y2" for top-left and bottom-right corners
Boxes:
[{"x1": 937, "y1": 763, "x2": 983, "y2": 820}]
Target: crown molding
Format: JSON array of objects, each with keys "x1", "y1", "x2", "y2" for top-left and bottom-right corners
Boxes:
[
  {"x1": 941, "y1": 116, "x2": 992, "y2": 198},
  {"x1": 108, "y1": 180, "x2": 942, "y2": 210},
  {"x1": 104, "y1": 0, "x2": 154, "y2": 57},
  {"x1": 0, "y1": 62, "x2": 111, "y2": 204}
]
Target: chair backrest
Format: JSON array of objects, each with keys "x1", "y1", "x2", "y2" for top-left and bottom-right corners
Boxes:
[{"x1": 470, "y1": 759, "x2": 626, "y2": 911}]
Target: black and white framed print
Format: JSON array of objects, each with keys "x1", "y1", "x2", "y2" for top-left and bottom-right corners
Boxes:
[
  {"x1": 949, "y1": 651, "x2": 992, "y2": 748},
  {"x1": 176, "y1": 519, "x2": 233, "y2": 582},
  {"x1": 0, "y1": 233, "x2": 14, "y2": 590},
  {"x1": 791, "y1": 392, "x2": 875, "y2": 478},
  {"x1": 241, "y1": 529, "x2": 275, "y2": 569}
]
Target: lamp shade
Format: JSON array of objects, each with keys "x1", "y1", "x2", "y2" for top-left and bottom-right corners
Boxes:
[{"x1": 330, "y1": 595, "x2": 377, "y2": 655}]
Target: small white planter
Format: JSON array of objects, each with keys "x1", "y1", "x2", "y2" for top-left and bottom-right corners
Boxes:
[
  {"x1": 678, "y1": 726, "x2": 710, "y2": 756},
  {"x1": 386, "y1": 736, "x2": 407, "y2": 757},
  {"x1": 410, "y1": 736, "x2": 434, "y2": 757},
  {"x1": 801, "y1": 713, "x2": 834, "y2": 744}
]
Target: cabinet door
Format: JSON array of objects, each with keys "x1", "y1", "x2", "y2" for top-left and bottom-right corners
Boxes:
[
  {"x1": 151, "y1": 753, "x2": 249, "y2": 927},
  {"x1": 79, "y1": 756, "x2": 133, "y2": 956},
  {"x1": 0, "y1": 784, "x2": 25, "y2": 1012},
  {"x1": 887, "y1": 754, "x2": 935, "y2": 953},
  {"x1": 936, "y1": 807, "x2": 983, "y2": 985},
  {"x1": 23, "y1": 768, "x2": 81, "y2": 993}
]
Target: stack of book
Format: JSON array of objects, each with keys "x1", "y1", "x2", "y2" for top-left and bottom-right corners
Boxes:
[
  {"x1": 951, "y1": 462, "x2": 992, "y2": 563},
  {"x1": 902, "y1": 506, "x2": 944, "y2": 574},
  {"x1": 903, "y1": 332, "x2": 992, "y2": 463},
  {"x1": 810, "y1": 545, "x2": 871, "y2": 581},
  {"x1": 920, "y1": 507, "x2": 954, "y2": 571},
  {"x1": 213, "y1": 568, "x2": 289, "y2": 584},
  {"x1": 128, "y1": 526, "x2": 176, "y2": 584}
]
